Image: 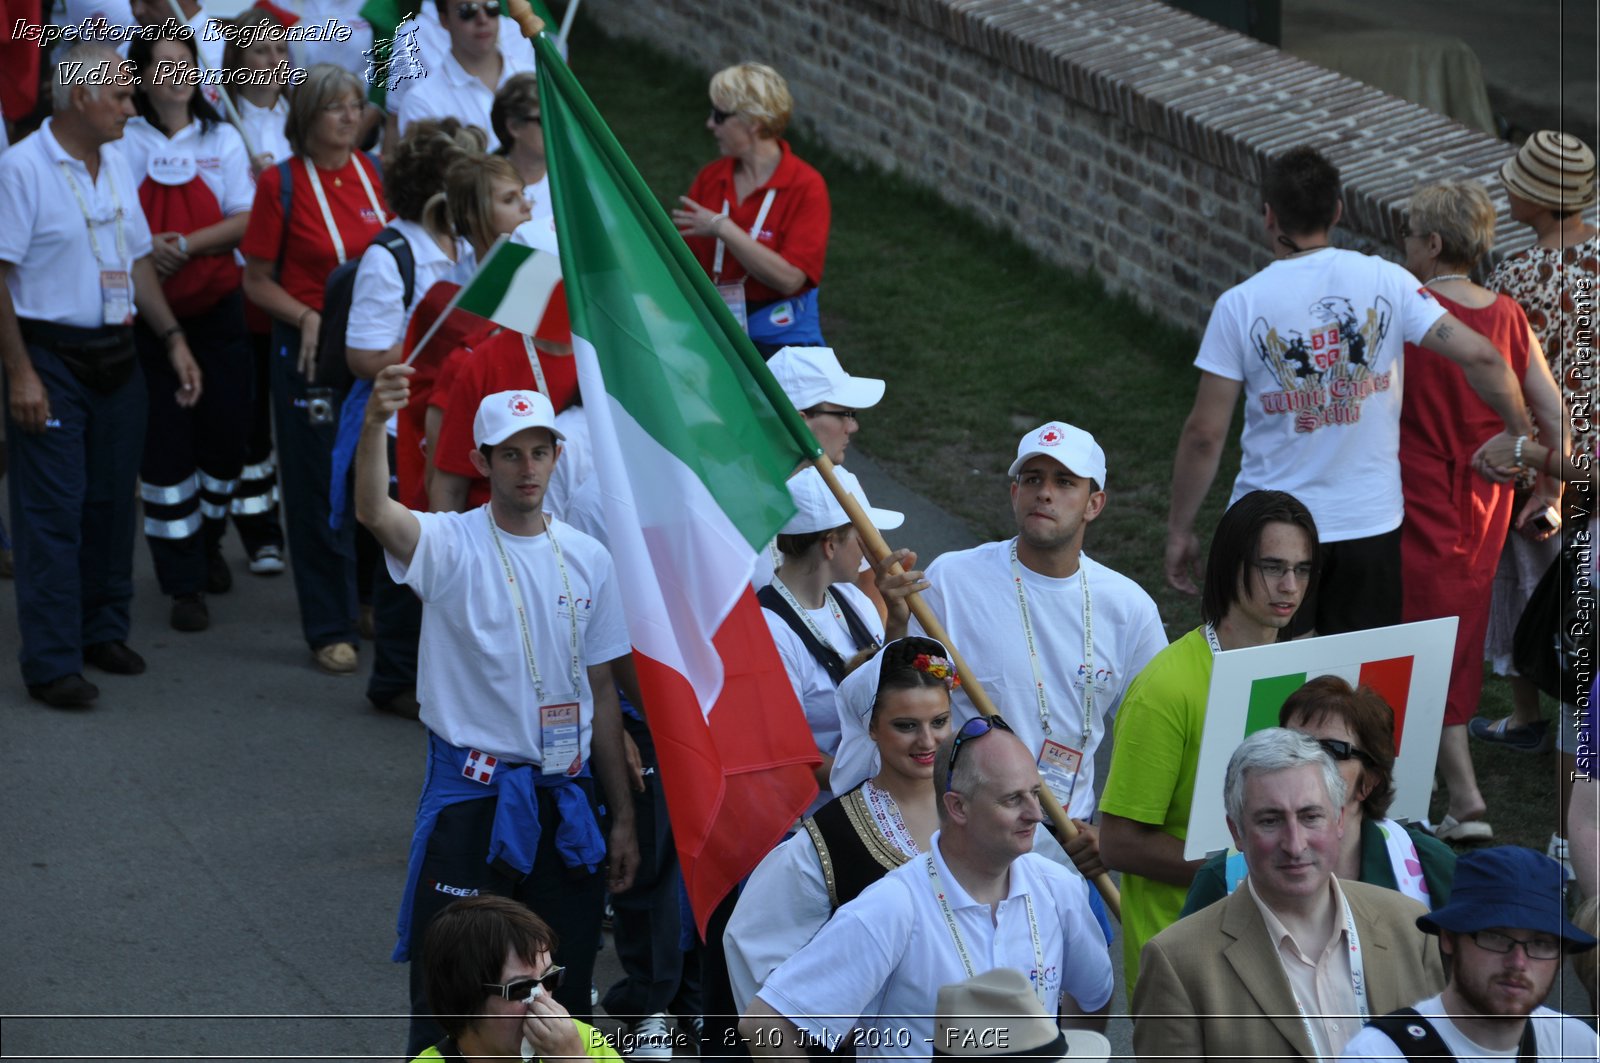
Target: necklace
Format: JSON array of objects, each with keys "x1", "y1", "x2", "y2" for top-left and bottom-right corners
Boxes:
[{"x1": 1423, "y1": 273, "x2": 1471, "y2": 286}]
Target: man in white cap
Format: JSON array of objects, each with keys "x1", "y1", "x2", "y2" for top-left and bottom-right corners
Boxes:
[
  {"x1": 873, "y1": 421, "x2": 1166, "y2": 886},
  {"x1": 355, "y1": 363, "x2": 639, "y2": 1057}
]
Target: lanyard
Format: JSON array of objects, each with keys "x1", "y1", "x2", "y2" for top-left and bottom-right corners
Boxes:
[
  {"x1": 1009, "y1": 541, "x2": 1092, "y2": 743},
  {"x1": 304, "y1": 156, "x2": 385, "y2": 266},
  {"x1": 770, "y1": 575, "x2": 868, "y2": 654},
  {"x1": 711, "y1": 188, "x2": 776, "y2": 283},
  {"x1": 1283, "y1": 889, "x2": 1368, "y2": 1061},
  {"x1": 520, "y1": 334, "x2": 550, "y2": 396},
  {"x1": 485, "y1": 509, "x2": 581, "y2": 701},
  {"x1": 924, "y1": 853, "x2": 1047, "y2": 1006},
  {"x1": 1204, "y1": 623, "x2": 1222, "y2": 655},
  {"x1": 59, "y1": 160, "x2": 128, "y2": 267}
]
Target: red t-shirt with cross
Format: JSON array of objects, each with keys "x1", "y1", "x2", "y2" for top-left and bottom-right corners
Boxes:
[
  {"x1": 682, "y1": 139, "x2": 830, "y2": 306},
  {"x1": 240, "y1": 154, "x2": 387, "y2": 311}
]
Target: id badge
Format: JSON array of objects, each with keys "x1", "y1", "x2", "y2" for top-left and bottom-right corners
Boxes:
[
  {"x1": 715, "y1": 281, "x2": 748, "y2": 331},
  {"x1": 1037, "y1": 739, "x2": 1083, "y2": 805},
  {"x1": 101, "y1": 270, "x2": 132, "y2": 327},
  {"x1": 539, "y1": 700, "x2": 582, "y2": 776}
]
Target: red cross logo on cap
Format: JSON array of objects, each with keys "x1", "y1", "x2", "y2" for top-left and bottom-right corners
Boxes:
[
  {"x1": 509, "y1": 395, "x2": 533, "y2": 416},
  {"x1": 1039, "y1": 427, "x2": 1062, "y2": 445}
]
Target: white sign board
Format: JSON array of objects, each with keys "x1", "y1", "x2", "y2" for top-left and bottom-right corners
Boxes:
[{"x1": 1183, "y1": 617, "x2": 1458, "y2": 861}]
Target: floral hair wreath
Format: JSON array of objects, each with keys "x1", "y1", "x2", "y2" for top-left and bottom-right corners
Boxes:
[{"x1": 913, "y1": 653, "x2": 961, "y2": 690}]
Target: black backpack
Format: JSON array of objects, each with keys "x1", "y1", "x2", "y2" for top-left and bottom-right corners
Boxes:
[{"x1": 1366, "y1": 1006, "x2": 1538, "y2": 1061}]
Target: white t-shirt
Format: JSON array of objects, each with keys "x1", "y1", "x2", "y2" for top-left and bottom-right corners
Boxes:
[
  {"x1": 834, "y1": 540, "x2": 1166, "y2": 819},
  {"x1": 384, "y1": 8, "x2": 535, "y2": 113},
  {"x1": 544, "y1": 405, "x2": 590, "y2": 522},
  {"x1": 524, "y1": 173, "x2": 553, "y2": 224},
  {"x1": 562, "y1": 474, "x2": 606, "y2": 545},
  {"x1": 1339, "y1": 995, "x2": 1600, "y2": 1061},
  {"x1": 396, "y1": 46, "x2": 534, "y2": 149},
  {"x1": 1194, "y1": 247, "x2": 1447, "y2": 542},
  {"x1": 50, "y1": 0, "x2": 136, "y2": 32},
  {"x1": 234, "y1": 96, "x2": 293, "y2": 171},
  {"x1": 0, "y1": 121, "x2": 154, "y2": 328},
  {"x1": 764, "y1": 580, "x2": 884, "y2": 767},
  {"x1": 758, "y1": 833, "x2": 1114, "y2": 1059},
  {"x1": 388, "y1": 508, "x2": 632, "y2": 765},
  {"x1": 291, "y1": 0, "x2": 375, "y2": 77},
  {"x1": 118, "y1": 117, "x2": 254, "y2": 218},
  {"x1": 346, "y1": 217, "x2": 473, "y2": 350}
]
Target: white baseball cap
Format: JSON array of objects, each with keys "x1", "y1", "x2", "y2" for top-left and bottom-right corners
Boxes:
[
  {"x1": 769, "y1": 346, "x2": 885, "y2": 411},
  {"x1": 780, "y1": 466, "x2": 904, "y2": 535},
  {"x1": 473, "y1": 390, "x2": 565, "y2": 448},
  {"x1": 1007, "y1": 421, "x2": 1106, "y2": 487}
]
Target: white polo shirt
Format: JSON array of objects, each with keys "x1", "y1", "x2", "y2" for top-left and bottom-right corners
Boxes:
[
  {"x1": 0, "y1": 120, "x2": 154, "y2": 328},
  {"x1": 293, "y1": 0, "x2": 375, "y2": 77},
  {"x1": 118, "y1": 117, "x2": 255, "y2": 217},
  {"x1": 759, "y1": 833, "x2": 1113, "y2": 1059},
  {"x1": 395, "y1": 45, "x2": 533, "y2": 149},
  {"x1": 345, "y1": 217, "x2": 473, "y2": 351},
  {"x1": 234, "y1": 97, "x2": 293, "y2": 171},
  {"x1": 385, "y1": 7, "x2": 534, "y2": 118}
]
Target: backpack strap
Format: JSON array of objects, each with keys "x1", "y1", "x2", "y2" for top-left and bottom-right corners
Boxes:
[
  {"x1": 757, "y1": 584, "x2": 847, "y2": 685},
  {"x1": 371, "y1": 226, "x2": 416, "y2": 308},
  {"x1": 1366, "y1": 1009, "x2": 1454, "y2": 1060}
]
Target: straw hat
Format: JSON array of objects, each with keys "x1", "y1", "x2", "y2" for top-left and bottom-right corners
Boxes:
[
  {"x1": 932, "y1": 968, "x2": 1112, "y2": 1061},
  {"x1": 1499, "y1": 130, "x2": 1597, "y2": 212}
]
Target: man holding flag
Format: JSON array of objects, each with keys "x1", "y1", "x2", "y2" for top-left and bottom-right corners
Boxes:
[{"x1": 356, "y1": 369, "x2": 638, "y2": 1056}]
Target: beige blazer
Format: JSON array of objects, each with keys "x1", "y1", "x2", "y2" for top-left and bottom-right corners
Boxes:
[{"x1": 1131, "y1": 878, "x2": 1445, "y2": 1062}]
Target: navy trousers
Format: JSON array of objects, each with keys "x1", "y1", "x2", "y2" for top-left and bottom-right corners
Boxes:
[{"x1": 5, "y1": 336, "x2": 145, "y2": 685}]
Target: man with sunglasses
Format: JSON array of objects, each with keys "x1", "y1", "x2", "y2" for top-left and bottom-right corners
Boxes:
[
  {"x1": 393, "y1": 0, "x2": 534, "y2": 150},
  {"x1": 740, "y1": 714, "x2": 1112, "y2": 1059},
  {"x1": 1341, "y1": 846, "x2": 1598, "y2": 1062}
]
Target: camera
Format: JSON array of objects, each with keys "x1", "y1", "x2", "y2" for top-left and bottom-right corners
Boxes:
[
  {"x1": 306, "y1": 387, "x2": 335, "y2": 426},
  {"x1": 1529, "y1": 505, "x2": 1561, "y2": 535}
]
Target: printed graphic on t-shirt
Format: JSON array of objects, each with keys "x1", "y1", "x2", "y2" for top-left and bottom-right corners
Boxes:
[{"x1": 1251, "y1": 295, "x2": 1396, "y2": 433}]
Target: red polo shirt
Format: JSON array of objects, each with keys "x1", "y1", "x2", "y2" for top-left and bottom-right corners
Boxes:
[{"x1": 240, "y1": 154, "x2": 387, "y2": 310}]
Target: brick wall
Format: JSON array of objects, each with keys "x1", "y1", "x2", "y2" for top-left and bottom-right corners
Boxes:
[{"x1": 582, "y1": 0, "x2": 1519, "y2": 333}]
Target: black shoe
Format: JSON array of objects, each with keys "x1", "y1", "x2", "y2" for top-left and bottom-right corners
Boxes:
[
  {"x1": 171, "y1": 593, "x2": 210, "y2": 632},
  {"x1": 206, "y1": 550, "x2": 233, "y2": 594},
  {"x1": 84, "y1": 640, "x2": 147, "y2": 675},
  {"x1": 28, "y1": 673, "x2": 99, "y2": 708}
]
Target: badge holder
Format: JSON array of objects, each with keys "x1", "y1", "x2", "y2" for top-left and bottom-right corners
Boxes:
[
  {"x1": 715, "y1": 281, "x2": 748, "y2": 332},
  {"x1": 1037, "y1": 739, "x2": 1083, "y2": 808},
  {"x1": 539, "y1": 699, "x2": 583, "y2": 777},
  {"x1": 101, "y1": 271, "x2": 133, "y2": 327}
]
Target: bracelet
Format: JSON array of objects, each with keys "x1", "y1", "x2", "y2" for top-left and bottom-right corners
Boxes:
[
  {"x1": 176, "y1": 234, "x2": 188, "y2": 254},
  {"x1": 1513, "y1": 434, "x2": 1526, "y2": 467},
  {"x1": 159, "y1": 324, "x2": 184, "y2": 344}
]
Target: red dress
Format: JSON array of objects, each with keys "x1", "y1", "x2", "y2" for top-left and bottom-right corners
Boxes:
[{"x1": 1399, "y1": 290, "x2": 1531, "y2": 726}]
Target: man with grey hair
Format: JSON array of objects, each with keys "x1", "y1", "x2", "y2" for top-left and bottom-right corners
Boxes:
[
  {"x1": 0, "y1": 43, "x2": 201, "y2": 708},
  {"x1": 1132, "y1": 727, "x2": 1444, "y2": 1063},
  {"x1": 740, "y1": 714, "x2": 1112, "y2": 1059}
]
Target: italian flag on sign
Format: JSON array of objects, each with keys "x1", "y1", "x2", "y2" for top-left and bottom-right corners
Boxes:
[
  {"x1": 1185, "y1": 618, "x2": 1459, "y2": 860},
  {"x1": 534, "y1": 32, "x2": 822, "y2": 931}
]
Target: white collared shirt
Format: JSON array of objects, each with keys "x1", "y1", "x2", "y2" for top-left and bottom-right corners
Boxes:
[
  {"x1": 118, "y1": 116, "x2": 254, "y2": 217},
  {"x1": 0, "y1": 120, "x2": 154, "y2": 327},
  {"x1": 385, "y1": 5, "x2": 535, "y2": 123},
  {"x1": 394, "y1": 43, "x2": 535, "y2": 150},
  {"x1": 758, "y1": 831, "x2": 1113, "y2": 1059},
  {"x1": 345, "y1": 217, "x2": 474, "y2": 350},
  {"x1": 234, "y1": 96, "x2": 293, "y2": 171},
  {"x1": 1249, "y1": 876, "x2": 1361, "y2": 1059}
]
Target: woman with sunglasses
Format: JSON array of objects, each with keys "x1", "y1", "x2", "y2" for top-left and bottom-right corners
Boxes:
[
  {"x1": 672, "y1": 62, "x2": 830, "y2": 358},
  {"x1": 413, "y1": 895, "x2": 622, "y2": 1062},
  {"x1": 1180, "y1": 675, "x2": 1456, "y2": 917},
  {"x1": 725, "y1": 636, "x2": 957, "y2": 1013}
]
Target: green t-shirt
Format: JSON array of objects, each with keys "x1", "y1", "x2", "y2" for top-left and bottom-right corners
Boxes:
[{"x1": 1098, "y1": 625, "x2": 1213, "y2": 994}]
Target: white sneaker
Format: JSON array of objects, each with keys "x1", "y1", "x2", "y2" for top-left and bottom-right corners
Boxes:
[
  {"x1": 627, "y1": 1012, "x2": 674, "y2": 1061},
  {"x1": 1549, "y1": 833, "x2": 1576, "y2": 881},
  {"x1": 249, "y1": 545, "x2": 285, "y2": 576}
]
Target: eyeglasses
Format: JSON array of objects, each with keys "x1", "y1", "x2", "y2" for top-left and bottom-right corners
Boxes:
[
  {"x1": 805, "y1": 408, "x2": 857, "y2": 423},
  {"x1": 1316, "y1": 737, "x2": 1374, "y2": 767},
  {"x1": 455, "y1": 1, "x2": 501, "y2": 20},
  {"x1": 1252, "y1": 559, "x2": 1314, "y2": 582},
  {"x1": 321, "y1": 101, "x2": 363, "y2": 116},
  {"x1": 1467, "y1": 930, "x2": 1562, "y2": 961},
  {"x1": 484, "y1": 965, "x2": 566, "y2": 1001},
  {"x1": 946, "y1": 714, "x2": 1012, "y2": 793},
  {"x1": 710, "y1": 105, "x2": 737, "y2": 124}
]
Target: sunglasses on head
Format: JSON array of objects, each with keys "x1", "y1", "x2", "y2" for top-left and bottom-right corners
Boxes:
[
  {"x1": 483, "y1": 965, "x2": 565, "y2": 1001},
  {"x1": 1316, "y1": 737, "x2": 1373, "y2": 766},
  {"x1": 710, "y1": 105, "x2": 737, "y2": 124},
  {"x1": 945, "y1": 714, "x2": 1012, "y2": 793},
  {"x1": 455, "y1": 1, "x2": 500, "y2": 20}
]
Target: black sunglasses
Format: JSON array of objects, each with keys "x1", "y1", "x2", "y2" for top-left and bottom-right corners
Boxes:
[
  {"x1": 710, "y1": 105, "x2": 737, "y2": 124},
  {"x1": 1317, "y1": 737, "x2": 1373, "y2": 767},
  {"x1": 946, "y1": 714, "x2": 1012, "y2": 793},
  {"x1": 805, "y1": 407, "x2": 858, "y2": 422},
  {"x1": 455, "y1": 1, "x2": 500, "y2": 20},
  {"x1": 483, "y1": 965, "x2": 566, "y2": 1001}
]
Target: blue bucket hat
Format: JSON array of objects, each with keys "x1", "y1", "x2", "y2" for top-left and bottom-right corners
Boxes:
[{"x1": 1417, "y1": 846, "x2": 1596, "y2": 952}]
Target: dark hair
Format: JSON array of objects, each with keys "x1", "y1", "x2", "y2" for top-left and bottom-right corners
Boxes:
[
  {"x1": 127, "y1": 25, "x2": 223, "y2": 135},
  {"x1": 775, "y1": 523, "x2": 850, "y2": 559},
  {"x1": 1279, "y1": 675, "x2": 1398, "y2": 820},
  {"x1": 421, "y1": 896, "x2": 559, "y2": 1040},
  {"x1": 491, "y1": 72, "x2": 539, "y2": 156},
  {"x1": 1264, "y1": 145, "x2": 1342, "y2": 237},
  {"x1": 385, "y1": 117, "x2": 482, "y2": 224},
  {"x1": 1201, "y1": 490, "x2": 1319, "y2": 628},
  {"x1": 869, "y1": 636, "x2": 954, "y2": 722}
]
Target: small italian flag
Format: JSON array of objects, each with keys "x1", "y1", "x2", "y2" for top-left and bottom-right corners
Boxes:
[
  {"x1": 535, "y1": 33, "x2": 820, "y2": 930},
  {"x1": 1247, "y1": 656, "x2": 1415, "y2": 750}
]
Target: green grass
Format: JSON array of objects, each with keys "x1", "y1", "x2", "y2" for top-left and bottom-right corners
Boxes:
[{"x1": 566, "y1": 20, "x2": 1567, "y2": 857}]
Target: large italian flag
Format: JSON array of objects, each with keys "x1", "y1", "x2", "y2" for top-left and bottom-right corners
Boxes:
[{"x1": 534, "y1": 34, "x2": 821, "y2": 930}]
